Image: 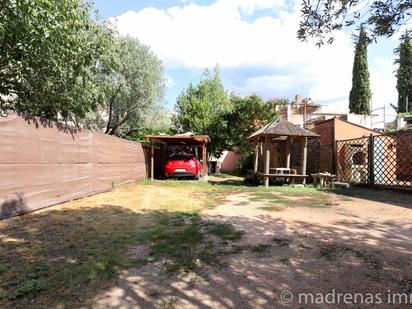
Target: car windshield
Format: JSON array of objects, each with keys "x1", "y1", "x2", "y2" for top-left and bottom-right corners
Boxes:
[{"x1": 169, "y1": 154, "x2": 193, "y2": 161}]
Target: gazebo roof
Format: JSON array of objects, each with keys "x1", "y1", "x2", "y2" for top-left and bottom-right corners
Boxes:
[{"x1": 247, "y1": 118, "x2": 319, "y2": 141}]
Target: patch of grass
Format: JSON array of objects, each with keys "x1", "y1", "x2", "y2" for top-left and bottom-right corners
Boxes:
[
  {"x1": 7, "y1": 279, "x2": 46, "y2": 301},
  {"x1": 272, "y1": 237, "x2": 292, "y2": 247},
  {"x1": 300, "y1": 199, "x2": 334, "y2": 208},
  {"x1": 249, "y1": 244, "x2": 271, "y2": 253},
  {"x1": 319, "y1": 244, "x2": 340, "y2": 260},
  {"x1": 251, "y1": 192, "x2": 292, "y2": 207},
  {"x1": 207, "y1": 222, "x2": 244, "y2": 240},
  {"x1": 0, "y1": 264, "x2": 8, "y2": 275},
  {"x1": 249, "y1": 188, "x2": 333, "y2": 209},
  {"x1": 319, "y1": 243, "x2": 383, "y2": 271},
  {"x1": 235, "y1": 201, "x2": 250, "y2": 206},
  {"x1": 140, "y1": 213, "x2": 244, "y2": 274},
  {"x1": 271, "y1": 185, "x2": 326, "y2": 197},
  {"x1": 258, "y1": 205, "x2": 285, "y2": 212}
]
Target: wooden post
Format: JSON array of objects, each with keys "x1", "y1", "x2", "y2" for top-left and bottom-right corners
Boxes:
[
  {"x1": 253, "y1": 143, "x2": 259, "y2": 172},
  {"x1": 264, "y1": 135, "x2": 270, "y2": 187},
  {"x1": 150, "y1": 141, "x2": 154, "y2": 181},
  {"x1": 368, "y1": 134, "x2": 375, "y2": 185},
  {"x1": 285, "y1": 137, "x2": 291, "y2": 168},
  {"x1": 202, "y1": 143, "x2": 207, "y2": 178},
  {"x1": 301, "y1": 137, "x2": 308, "y2": 184}
]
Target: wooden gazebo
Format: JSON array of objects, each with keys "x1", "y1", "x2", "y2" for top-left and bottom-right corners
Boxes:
[{"x1": 247, "y1": 119, "x2": 319, "y2": 187}]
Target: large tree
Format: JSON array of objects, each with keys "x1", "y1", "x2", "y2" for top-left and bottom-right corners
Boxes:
[
  {"x1": 173, "y1": 66, "x2": 231, "y2": 157},
  {"x1": 299, "y1": 0, "x2": 412, "y2": 46},
  {"x1": 99, "y1": 37, "x2": 166, "y2": 136},
  {"x1": 395, "y1": 30, "x2": 412, "y2": 113},
  {"x1": 0, "y1": 0, "x2": 112, "y2": 120},
  {"x1": 349, "y1": 26, "x2": 371, "y2": 115}
]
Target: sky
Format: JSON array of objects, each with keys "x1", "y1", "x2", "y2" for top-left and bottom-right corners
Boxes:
[{"x1": 93, "y1": 0, "x2": 403, "y2": 121}]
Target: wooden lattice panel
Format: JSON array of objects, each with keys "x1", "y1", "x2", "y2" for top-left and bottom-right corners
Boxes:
[
  {"x1": 336, "y1": 137, "x2": 370, "y2": 184},
  {"x1": 336, "y1": 132, "x2": 412, "y2": 188}
]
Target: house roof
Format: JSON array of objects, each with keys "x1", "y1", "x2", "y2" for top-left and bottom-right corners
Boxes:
[
  {"x1": 146, "y1": 134, "x2": 210, "y2": 145},
  {"x1": 247, "y1": 118, "x2": 319, "y2": 141},
  {"x1": 313, "y1": 117, "x2": 380, "y2": 135}
]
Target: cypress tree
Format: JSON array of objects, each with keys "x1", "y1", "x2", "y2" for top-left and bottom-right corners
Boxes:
[
  {"x1": 349, "y1": 26, "x2": 371, "y2": 114},
  {"x1": 395, "y1": 30, "x2": 412, "y2": 114}
]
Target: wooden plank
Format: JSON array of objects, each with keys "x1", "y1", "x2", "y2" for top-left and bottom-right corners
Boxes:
[
  {"x1": 256, "y1": 171, "x2": 307, "y2": 177},
  {"x1": 253, "y1": 143, "x2": 259, "y2": 172},
  {"x1": 264, "y1": 135, "x2": 270, "y2": 187}
]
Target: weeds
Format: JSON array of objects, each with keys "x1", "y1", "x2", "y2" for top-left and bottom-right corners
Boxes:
[
  {"x1": 319, "y1": 243, "x2": 384, "y2": 271},
  {"x1": 273, "y1": 237, "x2": 292, "y2": 247},
  {"x1": 140, "y1": 213, "x2": 244, "y2": 274},
  {"x1": 249, "y1": 244, "x2": 271, "y2": 253}
]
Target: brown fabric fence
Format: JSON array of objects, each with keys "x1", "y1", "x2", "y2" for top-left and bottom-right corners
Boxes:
[{"x1": 0, "y1": 112, "x2": 147, "y2": 219}]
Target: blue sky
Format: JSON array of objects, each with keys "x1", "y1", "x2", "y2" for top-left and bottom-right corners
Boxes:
[{"x1": 93, "y1": 0, "x2": 402, "y2": 117}]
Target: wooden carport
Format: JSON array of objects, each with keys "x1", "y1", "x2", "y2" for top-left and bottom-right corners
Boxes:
[
  {"x1": 247, "y1": 119, "x2": 319, "y2": 187},
  {"x1": 146, "y1": 134, "x2": 211, "y2": 180}
]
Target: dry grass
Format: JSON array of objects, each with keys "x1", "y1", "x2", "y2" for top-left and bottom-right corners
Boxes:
[{"x1": 0, "y1": 175, "x2": 337, "y2": 308}]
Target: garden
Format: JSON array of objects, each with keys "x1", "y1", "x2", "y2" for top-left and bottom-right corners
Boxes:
[{"x1": 1, "y1": 175, "x2": 411, "y2": 308}]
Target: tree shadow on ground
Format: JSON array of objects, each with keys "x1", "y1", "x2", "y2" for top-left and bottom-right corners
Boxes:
[
  {"x1": 208, "y1": 179, "x2": 245, "y2": 186},
  {"x1": 1, "y1": 205, "x2": 412, "y2": 308},
  {"x1": 331, "y1": 186, "x2": 412, "y2": 209}
]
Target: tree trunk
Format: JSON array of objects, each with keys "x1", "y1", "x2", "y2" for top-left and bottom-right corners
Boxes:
[{"x1": 105, "y1": 97, "x2": 115, "y2": 134}]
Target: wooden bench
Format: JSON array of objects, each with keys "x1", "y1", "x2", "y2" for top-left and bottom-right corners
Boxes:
[
  {"x1": 311, "y1": 173, "x2": 336, "y2": 188},
  {"x1": 256, "y1": 171, "x2": 308, "y2": 185}
]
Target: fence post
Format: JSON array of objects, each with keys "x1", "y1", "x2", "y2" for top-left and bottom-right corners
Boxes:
[
  {"x1": 368, "y1": 134, "x2": 375, "y2": 185},
  {"x1": 333, "y1": 140, "x2": 337, "y2": 175}
]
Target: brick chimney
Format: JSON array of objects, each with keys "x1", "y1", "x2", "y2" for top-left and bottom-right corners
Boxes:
[{"x1": 295, "y1": 94, "x2": 303, "y2": 105}]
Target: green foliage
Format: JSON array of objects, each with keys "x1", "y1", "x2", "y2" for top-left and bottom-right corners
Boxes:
[
  {"x1": 0, "y1": 0, "x2": 113, "y2": 121},
  {"x1": 299, "y1": 0, "x2": 412, "y2": 46},
  {"x1": 226, "y1": 95, "x2": 283, "y2": 158},
  {"x1": 124, "y1": 127, "x2": 172, "y2": 144},
  {"x1": 173, "y1": 66, "x2": 230, "y2": 157},
  {"x1": 395, "y1": 30, "x2": 412, "y2": 113},
  {"x1": 237, "y1": 154, "x2": 254, "y2": 175},
  {"x1": 102, "y1": 37, "x2": 166, "y2": 136},
  {"x1": 173, "y1": 71, "x2": 284, "y2": 157},
  {"x1": 349, "y1": 26, "x2": 371, "y2": 115}
]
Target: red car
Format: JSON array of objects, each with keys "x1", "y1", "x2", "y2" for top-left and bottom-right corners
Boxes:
[{"x1": 165, "y1": 153, "x2": 202, "y2": 179}]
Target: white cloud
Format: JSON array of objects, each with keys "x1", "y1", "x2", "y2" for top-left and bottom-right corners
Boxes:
[
  {"x1": 111, "y1": 0, "x2": 396, "y2": 112},
  {"x1": 165, "y1": 75, "x2": 175, "y2": 88}
]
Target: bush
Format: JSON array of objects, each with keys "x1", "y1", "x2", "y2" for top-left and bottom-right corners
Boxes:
[{"x1": 237, "y1": 153, "x2": 253, "y2": 175}]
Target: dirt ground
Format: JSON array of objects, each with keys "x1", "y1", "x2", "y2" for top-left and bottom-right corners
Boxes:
[
  {"x1": 90, "y1": 183, "x2": 412, "y2": 309},
  {"x1": 1, "y1": 177, "x2": 411, "y2": 308}
]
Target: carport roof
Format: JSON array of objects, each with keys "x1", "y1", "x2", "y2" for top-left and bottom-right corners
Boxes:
[{"x1": 146, "y1": 134, "x2": 210, "y2": 145}]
